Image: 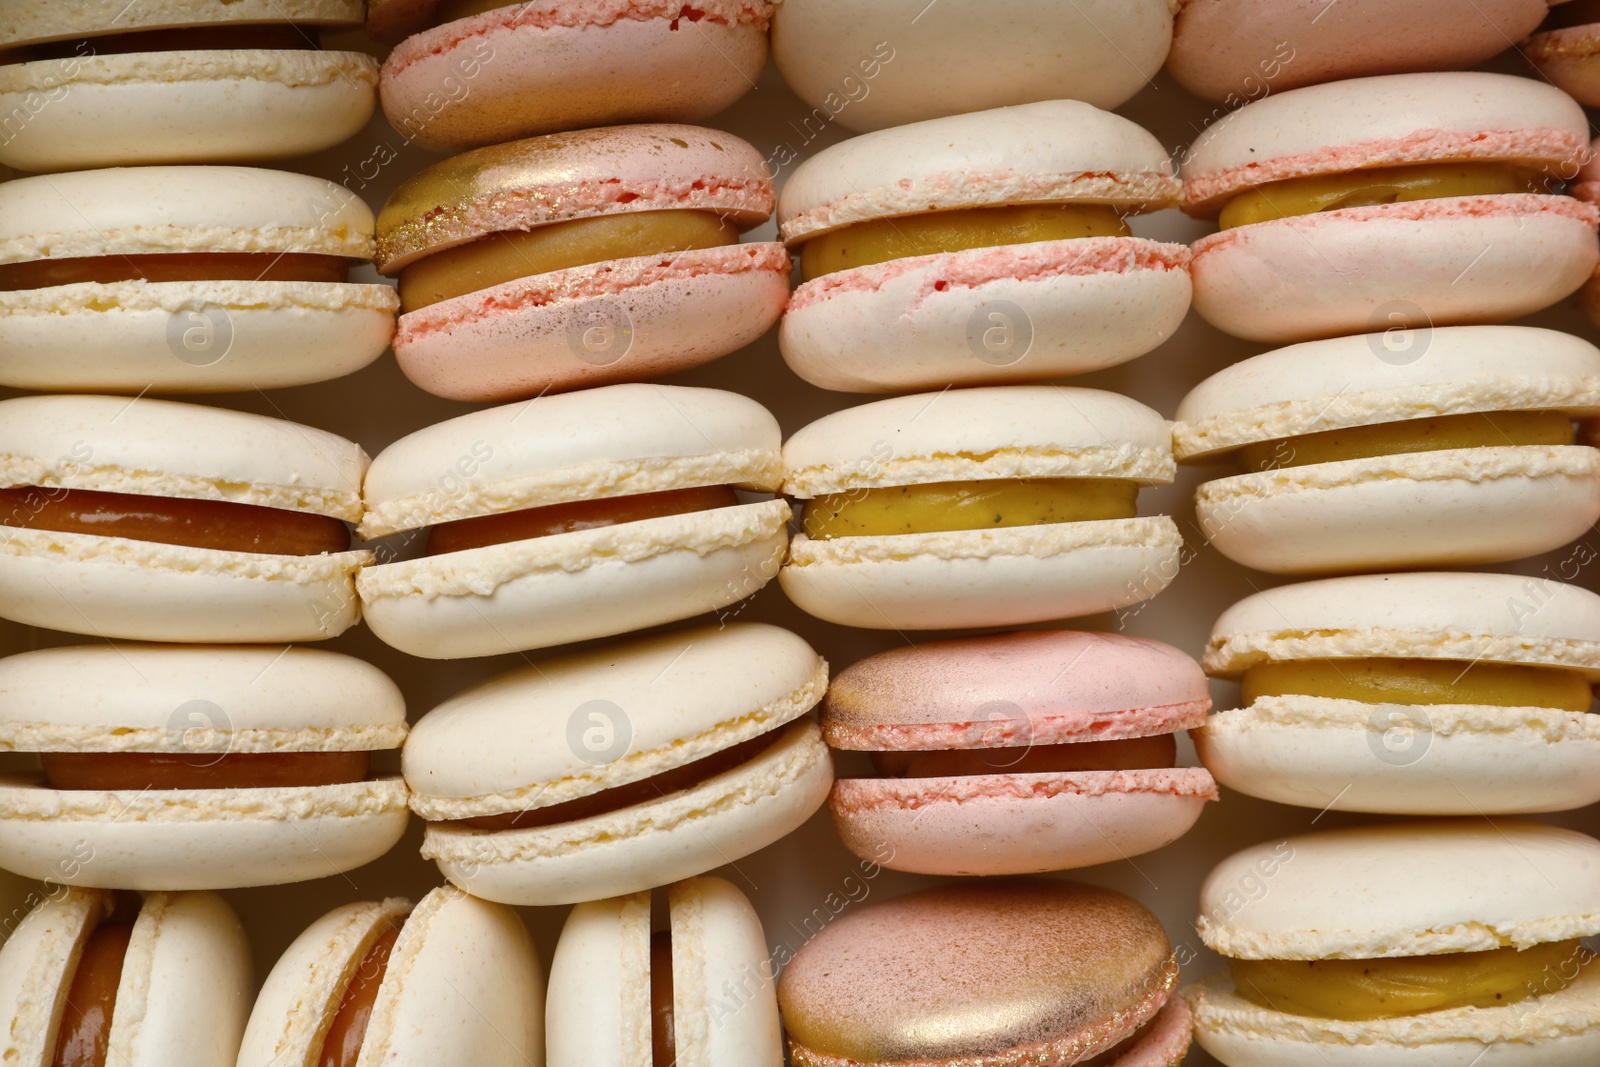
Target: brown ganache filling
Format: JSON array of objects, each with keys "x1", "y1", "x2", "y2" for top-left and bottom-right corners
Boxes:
[
  {"x1": 0, "y1": 253, "x2": 349, "y2": 291},
  {"x1": 425, "y1": 485, "x2": 740, "y2": 556},
  {"x1": 6, "y1": 26, "x2": 320, "y2": 63},
  {"x1": 41, "y1": 752, "x2": 371, "y2": 791}
]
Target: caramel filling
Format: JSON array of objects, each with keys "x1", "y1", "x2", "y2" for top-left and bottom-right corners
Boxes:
[
  {"x1": 1234, "y1": 411, "x2": 1576, "y2": 473},
  {"x1": 52, "y1": 917, "x2": 135, "y2": 1067},
  {"x1": 799, "y1": 204, "x2": 1131, "y2": 282},
  {"x1": 1218, "y1": 163, "x2": 1550, "y2": 229},
  {"x1": 801, "y1": 479, "x2": 1138, "y2": 540},
  {"x1": 1231, "y1": 940, "x2": 1585, "y2": 1020},
  {"x1": 651, "y1": 932, "x2": 677, "y2": 1067},
  {"x1": 0, "y1": 253, "x2": 350, "y2": 292},
  {"x1": 318, "y1": 920, "x2": 403, "y2": 1067},
  {"x1": 1242, "y1": 659, "x2": 1594, "y2": 712},
  {"x1": 868, "y1": 735, "x2": 1177, "y2": 778},
  {"x1": 7, "y1": 26, "x2": 319, "y2": 63},
  {"x1": 0, "y1": 487, "x2": 351, "y2": 556},
  {"x1": 397, "y1": 210, "x2": 738, "y2": 311},
  {"x1": 41, "y1": 752, "x2": 370, "y2": 791},
  {"x1": 425, "y1": 485, "x2": 739, "y2": 556}
]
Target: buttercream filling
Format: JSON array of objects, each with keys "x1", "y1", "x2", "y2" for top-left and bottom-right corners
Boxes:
[
  {"x1": 652, "y1": 931, "x2": 677, "y2": 1067},
  {"x1": 40, "y1": 752, "x2": 371, "y2": 791},
  {"x1": 1241, "y1": 658, "x2": 1594, "y2": 711},
  {"x1": 425, "y1": 484, "x2": 740, "y2": 555},
  {"x1": 866, "y1": 735, "x2": 1177, "y2": 778},
  {"x1": 0, "y1": 487, "x2": 352, "y2": 556},
  {"x1": 318, "y1": 918, "x2": 404, "y2": 1067},
  {"x1": 52, "y1": 898, "x2": 138, "y2": 1067},
  {"x1": 0, "y1": 253, "x2": 351, "y2": 291},
  {"x1": 4, "y1": 25, "x2": 322, "y2": 63},
  {"x1": 798, "y1": 204, "x2": 1131, "y2": 282},
  {"x1": 1233, "y1": 410, "x2": 1576, "y2": 473},
  {"x1": 800, "y1": 479, "x2": 1139, "y2": 540},
  {"x1": 1218, "y1": 163, "x2": 1550, "y2": 230}
]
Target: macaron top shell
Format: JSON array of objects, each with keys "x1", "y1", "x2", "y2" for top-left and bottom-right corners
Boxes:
[
  {"x1": 1, "y1": 0, "x2": 364, "y2": 46},
  {"x1": 0, "y1": 395, "x2": 368, "y2": 521},
  {"x1": 1182, "y1": 72, "x2": 1590, "y2": 216},
  {"x1": 1174, "y1": 325, "x2": 1600, "y2": 459},
  {"x1": 781, "y1": 386, "x2": 1174, "y2": 498},
  {"x1": 359, "y1": 383, "x2": 781, "y2": 538},
  {"x1": 0, "y1": 167, "x2": 376, "y2": 264},
  {"x1": 1205, "y1": 572, "x2": 1600, "y2": 677},
  {"x1": 1198, "y1": 820, "x2": 1600, "y2": 959},
  {"x1": 777, "y1": 100, "x2": 1182, "y2": 243},
  {"x1": 823, "y1": 630, "x2": 1209, "y2": 751},
  {"x1": 376, "y1": 125, "x2": 775, "y2": 272}
]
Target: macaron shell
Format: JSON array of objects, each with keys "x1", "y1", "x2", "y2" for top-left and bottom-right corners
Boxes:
[
  {"x1": 1529, "y1": 25, "x2": 1600, "y2": 107},
  {"x1": 545, "y1": 892, "x2": 652, "y2": 1067},
  {"x1": 670, "y1": 876, "x2": 782, "y2": 1067},
  {"x1": 1112, "y1": 994, "x2": 1193, "y2": 1067},
  {"x1": 2, "y1": 0, "x2": 364, "y2": 44},
  {"x1": 0, "y1": 887, "x2": 103, "y2": 1067}
]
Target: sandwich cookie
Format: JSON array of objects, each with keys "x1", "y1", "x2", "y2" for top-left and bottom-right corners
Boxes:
[
  {"x1": 402, "y1": 623, "x2": 833, "y2": 906},
  {"x1": 0, "y1": 644, "x2": 409, "y2": 890},
  {"x1": 770, "y1": 0, "x2": 1173, "y2": 132},
  {"x1": 546, "y1": 876, "x2": 780, "y2": 1067},
  {"x1": 0, "y1": 395, "x2": 370, "y2": 643},
  {"x1": 0, "y1": 166, "x2": 398, "y2": 394},
  {"x1": 357, "y1": 384, "x2": 789, "y2": 659},
  {"x1": 0, "y1": 888, "x2": 250, "y2": 1067},
  {"x1": 777, "y1": 101, "x2": 1191, "y2": 392},
  {"x1": 780, "y1": 386, "x2": 1182, "y2": 631},
  {"x1": 376, "y1": 125, "x2": 786, "y2": 401},
  {"x1": 778, "y1": 880, "x2": 1194, "y2": 1067},
  {"x1": 1182, "y1": 72, "x2": 1597, "y2": 343},
  {"x1": 1198, "y1": 572, "x2": 1600, "y2": 816},
  {"x1": 823, "y1": 630, "x2": 1217, "y2": 876},
  {"x1": 0, "y1": 0, "x2": 377, "y2": 172},
  {"x1": 371, "y1": 0, "x2": 769, "y2": 151},
  {"x1": 238, "y1": 887, "x2": 543, "y2": 1067},
  {"x1": 1529, "y1": 1, "x2": 1600, "y2": 106},
  {"x1": 1175, "y1": 325, "x2": 1600, "y2": 574},
  {"x1": 1187, "y1": 821, "x2": 1600, "y2": 1066}
]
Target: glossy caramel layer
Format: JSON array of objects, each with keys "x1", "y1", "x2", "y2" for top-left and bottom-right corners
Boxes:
[
  {"x1": 869, "y1": 735, "x2": 1178, "y2": 778},
  {"x1": 1242, "y1": 658, "x2": 1594, "y2": 711},
  {"x1": 801, "y1": 479, "x2": 1138, "y2": 540},
  {"x1": 11, "y1": 26, "x2": 316, "y2": 63},
  {"x1": 1235, "y1": 411, "x2": 1575, "y2": 473},
  {"x1": 52, "y1": 920, "x2": 133, "y2": 1067},
  {"x1": 426, "y1": 485, "x2": 740, "y2": 556},
  {"x1": 651, "y1": 932, "x2": 676, "y2": 1067},
  {"x1": 0, "y1": 253, "x2": 349, "y2": 291},
  {"x1": 41, "y1": 752, "x2": 371, "y2": 791},
  {"x1": 318, "y1": 921, "x2": 402, "y2": 1067},
  {"x1": 1219, "y1": 163, "x2": 1548, "y2": 229}
]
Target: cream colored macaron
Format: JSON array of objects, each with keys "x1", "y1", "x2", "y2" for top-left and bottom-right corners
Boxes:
[
  {"x1": 0, "y1": 887, "x2": 251, "y2": 1067},
  {"x1": 0, "y1": 0, "x2": 377, "y2": 172},
  {"x1": 0, "y1": 166, "x2": 398, "y2": 393},
  {"x1": 0, "y1": 394, "x2": 371, "y2": 642},
  {"x1": 780, "y1": 386, "x2": 1181, "y2": 630},
  {"x1": 1175, "y1": 325, "x2": 1600, "y2": 574},
  {"x1": 1187, "y1": 820, "x2": 1600, "y2": 1066},
  {"x1": 238, "y1": 887, "x2": 543, "y2": 1067},
  {"x1": 403, "y1": 623, "x2": 833, "y2": 906},
  {"x1": 547, "y1": 876, "x2": 780, "y2": 1067},
  {"x1": 357, "y1": 383, "x2": 789, "y2": 659},
  {"x1": 1199, "y1": 571, "x2": 1600, "y2": 815},
  {"x1": 0, "y1": 644, "x2": 409, "y2": 890}
]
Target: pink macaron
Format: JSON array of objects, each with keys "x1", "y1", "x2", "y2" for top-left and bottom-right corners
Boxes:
[
  {"x1": 371, "y1": 0, "x2": 770, "y2": 152},
  {"x1": 376, "y1": 124, "x2": 788, "y2": 401},
  {"x1": 1183, "y1": 71, "x2": 1597, "y2": 343},
  {"x1": 1529, "y1": 0, "x2": 1600, "y2": 105},
  {"x1": 821, "y1": 630, "x2": 1218, "y2": 877}
]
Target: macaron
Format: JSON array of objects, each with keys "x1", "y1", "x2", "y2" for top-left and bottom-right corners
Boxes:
[
  {"x1": 0, "y1": 887, "x2": 251, "y2": 1067},
  {"x1": 1182, "y1": 72, "x2": 1597, "y2": 343},
  {"x1": 1168, "y1": 0, "x2": 1545, "y2": 103},
  {"x1": 777, "y1": 880, "x2": 1194, "y2": 1067},
  {"x1": 238, "y1": 887, "x2": 543, "y2": 1067},
  {"x1": 776, "y1": 101, "x2": 1191, "y2": 392},
  {"x1": 0, "y1": 643, "x2": 409, "y2": 890},
  {"x1": 770, "y1": 0, "x2": 1173, "y2": 132},
  {"x1": 1571, "y1": 141, "x2": 1600, "y2": 329},
  {"x1": 372, "y1": 0, "x2": 769, "y2": 152},
  {"x1": 401, "y1": 622, "x2": 833, "y2": 906},
  {"x1": 546, "y1": 876, "x2": 780, "y2": 1067},
  {"x1": 1187, "y1": 820, "x2": 1600, "y2": 1066},
  {"x1": 0, "y1": 394, "x2": 371, "y2": 643},
  {"x1": 822, "y1": 630, "x2": 1218, "y2": 876},
  {"x1": 357, "y1": 383, "x2": 789, "y2": 659},
  {"x1": 375, "y1": 125, "x2": 787, "y2": 401},
  {"x1": 0, "y1": 166, "x2": 398, "y2": 394},
  {"x1": 1197, "y1": 571, "x2": 1600, "y2": 816},
  {"x1": 1175, "y1": 325, "x2": 1600, "y2": 574},
  {"x1": 1529, "y1": 1, "x2": 1600, "y2": 106},
  {"x1": 780, "y1": 386, "x2": 1182, "y2": 630},
  {"x1": 0, "y1": 0, "x2": 377, "y2": 172}
]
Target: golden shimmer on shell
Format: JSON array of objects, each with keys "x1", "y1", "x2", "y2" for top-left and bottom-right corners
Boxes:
[
  {"x1": 800, "y1": 479, "x2": 1139, "y2": 540},
  {"x1": 1218, "y1": 162, "x2": 1549, "y2": 229},
  {"x1": 1233, "y1": 410, "x2": 1577, "y2": 473},
  {"x1": 1241, "y1": 658, "x2": 1594, "y2": 711}
]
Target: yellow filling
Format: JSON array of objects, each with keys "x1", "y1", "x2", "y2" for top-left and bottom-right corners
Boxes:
[
  {"x1": 1235, "y1": 410, "x2": 1576, "y2": 473},
  {"x1": 1242, "y1": 658, "x2": 1594, "y2": 711},
  {"x1": 398, "y1": 210, "x2": 738, "y2": 311},
  {"x1": 801, "y1": 478, "x2": 1137, "y2": 540},
  {"x1": 1218, "y1": 163, "x2": 1549, "y2": 230},
  {"x1": 1230, "y1": 940, "x2": 1585, "y2": 1020},
  {"x1": 799, "y1": 204, "x2": 1131, "y2": 281}
]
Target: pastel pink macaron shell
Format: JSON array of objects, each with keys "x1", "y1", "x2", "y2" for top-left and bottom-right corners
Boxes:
[{"x1": 1530, "y1": 21, "x2": 1600, "y2": 107}]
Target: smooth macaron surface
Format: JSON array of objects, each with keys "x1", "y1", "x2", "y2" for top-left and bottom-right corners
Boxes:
[{"x1": 1529, "y1": 2, "x2": 1600, "y2": 106}]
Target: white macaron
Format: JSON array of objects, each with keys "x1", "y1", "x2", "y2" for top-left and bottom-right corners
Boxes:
[
  {"x1": 1199, "y1": 572, "x2": 1600, "y2": 816},
  {"x1": 357, "y1": 383, "x2": 790, "y2": 659},
  {"x1": 238, "y1": 886, "x2": 543, "y2": 1067},
  {"x1": 0, "y1": 166, "x2": 398, "y2": 393},
  {"x1": 1187, "y1": 820, "x2": 1600, "y2": 1066},
  {"x1": 776, "y1": 101, "x2": 1191, "y2": 392},
  {"x1": 1175, "y1": 325, "x2": 1600, "y2": 574},
  {"x1": 0, "y1": 887, "x2": 251, "y2": 1067},
  {"x1": 0, "y1": 394, "x2": 371, "y2": 642},
  {"x1": 0, "y1": 643, "x2": 409, "y2": 890},
  {"x1": 547, "y1": 876, "x2": 781, "y2": 1067},
  {"x1": 402, "y1": 622, "x2": 833, "y2": 907},
  {"x1": 780, "y1": 386, "x2": 1181, "y2": 630}
]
